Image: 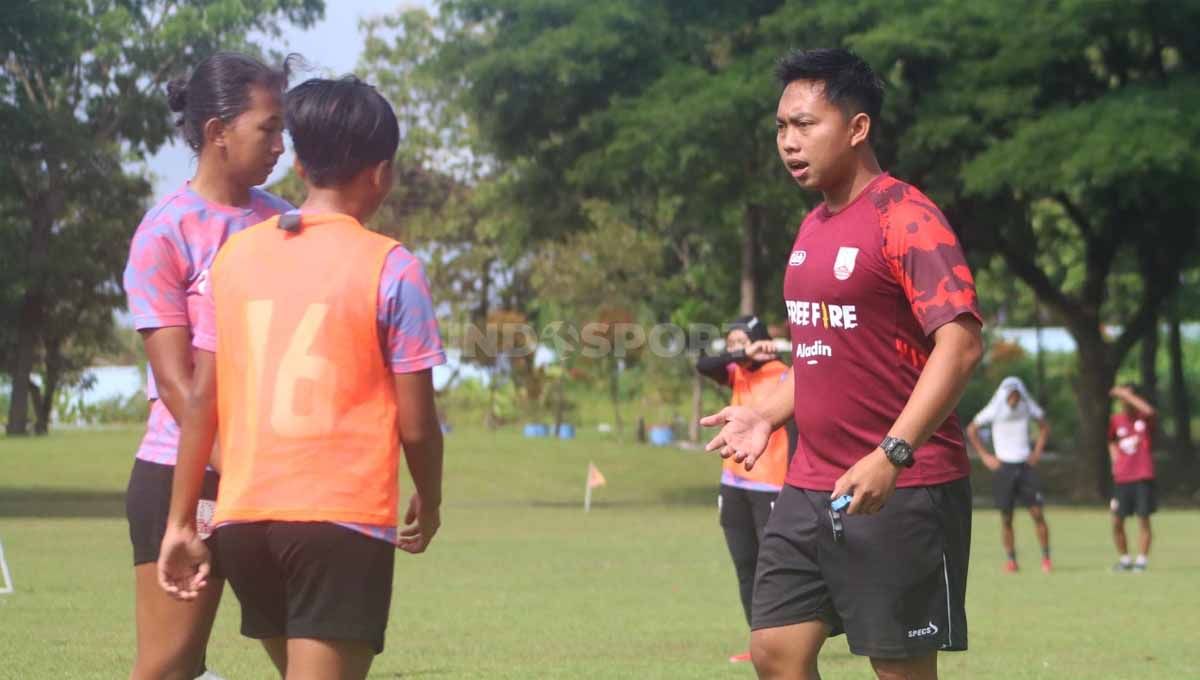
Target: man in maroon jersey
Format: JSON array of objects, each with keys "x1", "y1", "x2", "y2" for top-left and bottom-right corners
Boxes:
[
  {"x1": 702, "y1": 48, "x2": 983, "y2": 680},
  {"x1": 1108, "y1": 383, "x2": 1157, "y2": 572}
]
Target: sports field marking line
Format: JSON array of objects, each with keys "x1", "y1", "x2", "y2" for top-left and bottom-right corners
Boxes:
[{"x1": 0, "y1": 539, "x2": 13, "y2": 595}]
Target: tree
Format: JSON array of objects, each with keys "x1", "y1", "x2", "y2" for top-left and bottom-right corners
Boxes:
[
  {"x1": 384, "y1": 0, "x2": 1200, "y2": 493},
  {"x1": 530, "y1": 202, "x2": 664, "y2": 435},
  {"x1": 1, "y1": 0, "x2": 324, "y2": 435},
  {"x1": 1165, "y1": 265, "x2": 1198, "y2": 465},
  {"x1": 851, "y1": 0, "x2": 1200, "y2": 496}
]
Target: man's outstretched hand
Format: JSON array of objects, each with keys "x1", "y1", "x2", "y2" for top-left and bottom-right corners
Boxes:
[{"x1": 700, "y1": 406, "x2": 773, "y2": 471}]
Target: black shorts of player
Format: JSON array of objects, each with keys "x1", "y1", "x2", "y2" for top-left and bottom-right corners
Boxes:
[
  {"x1": 718, "y1": 484, "x2": 779, "y2": 625},
  {"x1": 1112, "y1": 480, "x2": 1157, "y2": 518},
  {"x1": 992, "y1": 462, "x2": 1044, "y2": 512},
  {"x1": 125, "y1": 458, "x2": 220, "y2": 568},
  {"x1": 216, "y1": 521, "x2": 396, "y2": 654},
  {"x1": 752, "y1": 478, "x2": 972, "y2": 659}
]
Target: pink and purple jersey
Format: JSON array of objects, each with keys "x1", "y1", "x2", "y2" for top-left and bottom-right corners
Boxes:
[
  {"x1": 192, "y1": 222, "x2": 447, "y2": 544},
  {"x1": 123, "y1": 183, "x2": 292, "y2": 465}
]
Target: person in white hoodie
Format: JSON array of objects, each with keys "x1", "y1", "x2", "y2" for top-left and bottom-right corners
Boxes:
[{"x1": 967, "y1": 377, "x2": 1053, "y2": 573}]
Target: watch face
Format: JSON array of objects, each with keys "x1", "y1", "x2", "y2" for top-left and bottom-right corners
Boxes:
[{"x1": 884, "y1": 438, "x2": 913, "y2": 466}]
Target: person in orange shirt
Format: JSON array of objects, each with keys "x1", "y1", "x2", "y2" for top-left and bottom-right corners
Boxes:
[
  {"x1": 157, "y1": 76, "x2": 446, "y2": 680},
  {"x1": 696, "y1": 315, "x2": 795, "y2": 664}
]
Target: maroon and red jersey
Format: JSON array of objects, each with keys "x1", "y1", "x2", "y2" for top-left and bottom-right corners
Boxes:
[
  {"x1": 1109, "y1": 412, "x2": 1156, "y2": 484},
  {"x1": 783, "y1": 173, "x2": 981, "y2": 490}
]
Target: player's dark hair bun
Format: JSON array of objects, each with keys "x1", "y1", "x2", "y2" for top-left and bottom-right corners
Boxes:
[
  {"x1": 166, "y1": 78, "x2": 188, "y2": 113},
  {"x1": 168, "y1": 52, "x2": 290, "y2": 152}
]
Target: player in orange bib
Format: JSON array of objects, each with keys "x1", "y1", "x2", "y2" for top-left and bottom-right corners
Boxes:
[
  {"x1": 157, "y1": 76, "x2": 446, "y2": 680},
  {"x1": 696, "y1": 315, "x2": 794, "y2": 663}
]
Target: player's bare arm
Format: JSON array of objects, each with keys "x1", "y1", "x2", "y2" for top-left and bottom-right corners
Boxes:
[
  {"x1": 1110, "y1": 386, "x2": 1157, "y2": 418},
  {"x1": 394, "y1": 369, "x2": 444, "y2": 555},
  {"x1": 157, "y1": 350, "x2": 219, "y2": 600},
  {"x1": 1029, "y1": 418, "x2": 1050, "y2": 466},
  {"x1": 141, "y1": 327, "x2": 195, "y2": 424},
  {"x1": 832, "y1": 315, "x2": 983, "y2": 514},
  {"x1": 701, "y1": 369, "x2": 796, "y2": 470},
  {"x1": 965, "y1": 421, "x2": 1001, "y2": 471}
]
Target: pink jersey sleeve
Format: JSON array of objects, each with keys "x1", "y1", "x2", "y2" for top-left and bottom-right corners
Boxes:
[
  {"x1": 191, "y1": 279, "x2": 217, "y2": 353},
  {"x1": 377, "y1": 247, "x2": 447, "y2": 373},
  {"x1": 123, "y1": 217, "x2": 189, "y2": 330}
]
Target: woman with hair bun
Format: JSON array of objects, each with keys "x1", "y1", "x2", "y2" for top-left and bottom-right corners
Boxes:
[{"x1": 122, "y1": 51, "x2": 293, "y2": 680}]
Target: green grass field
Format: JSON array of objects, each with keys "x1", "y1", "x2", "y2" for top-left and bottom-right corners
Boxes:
[{"x1": 1, "y1": 427, "x2": 1198, "y2": 679}]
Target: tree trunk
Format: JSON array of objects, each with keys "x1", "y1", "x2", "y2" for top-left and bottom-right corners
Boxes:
[
  {"x1": 609, "y1": 356, "x2": 623, "y2": 436},
  {"x1": 689, "y1": 370, "x2": 703, "y2": 443},
  {"x1": 486, "y1": 368, "x2": 497, "y2": 430},
  {"x1": 1073, "y1": 335, "x2": 1117, "y2": 501},
  {"x1": 476, "y1": 259, "x2": 491, "y2": 324},
  {"x1": 1140, "y1": 318, "x2": 1159, "y2": 404},
  {"x1": 34, "y1": 377, "x2": 55, "y2": 435},
  {"x1": 739, "y1": 205, "x2": 757, "y2": 316},
  {"x1": 34, "y1": 342, "x2": 62, "y2": 435},
  {"x1": 552, "y1": 374, "x2": 566, "y2": 432},
  {"x1": 7, "y1": 183, "x2": 60, "y2": 436},
  {"x1": 26, "y1": 379, "x2": 44, "y2": 435},
  {"x1": 1034, "y1": 298, "x2": 1046, "y2": 404},
  {"x1": 1167, "y1": 303, "x2": 1194, "y2": 465}
]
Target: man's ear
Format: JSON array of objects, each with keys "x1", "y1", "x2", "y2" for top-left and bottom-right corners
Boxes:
[
  {"x1": 372, "y1": 159, "x2": 394, "y2": 190},
  {"x1": 202, "y1": 117, "x2": 227, "y2": 150},
  {"x1": 849, "y1": 112, "x2": 872, "y2": 148},
  {"x1": 293, "y1": 156, "x2": 308, "y2": 182}
]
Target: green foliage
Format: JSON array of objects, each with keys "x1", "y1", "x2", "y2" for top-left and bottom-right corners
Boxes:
[
  {"x1": 1, "y1": 0, "x2": 325, "y2": 433},
  {"x1": 53, "y1": 391, "x2": 148, "y2": 427},
  {"x1": 405, "y1": 0, "x2": 1200, "y2": 495}
]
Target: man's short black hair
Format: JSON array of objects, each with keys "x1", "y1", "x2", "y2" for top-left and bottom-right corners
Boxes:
[
  {"x1": 775, "y1": 48, "x2": 884, "y2": 126},
  {"x1": 285, "y1": 76, "x2": 399, "y2": 187}
]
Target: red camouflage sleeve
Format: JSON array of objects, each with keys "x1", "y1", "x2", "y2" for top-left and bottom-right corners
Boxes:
[{"x1": 879, "y1": 184, "x2": 982, "y2": 336}]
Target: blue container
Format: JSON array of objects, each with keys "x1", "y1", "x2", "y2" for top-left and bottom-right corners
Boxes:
[
  {"x1": 557, "y1": 423, "x2": 576, "y2": 439},
  {"x1": 523, "y1": 423, "x2": 549, "y2": 438},
  {"x1": 648, "y1": 425, "x2": 674, "y2": 447}
]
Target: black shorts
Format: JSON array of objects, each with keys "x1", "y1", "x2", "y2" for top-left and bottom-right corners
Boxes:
[
  {"x1": 1112, "y1": 480, "x2": 1157, "y2": 518},
  {"x1": 992, "y1": 462, "x2": 1044, "y2": 512},
  {"x1": 718, "y1": 484, "x2": 777, "y2": 534},
  {"x1": 216, "y1": 521, "x2": 396, "y2": 654},
  {"x1": 752, "y1": 479, "x2": 972, "y2": 659},
  {"x1": 125, "y1": 458, "x2": 220, "y2": 567}
]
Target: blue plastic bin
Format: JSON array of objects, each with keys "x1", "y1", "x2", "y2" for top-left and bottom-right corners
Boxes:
[
  {"x1": 648, "y1": 425, "x2": 674, "y2": 447},
  {"x1": 523, "y1": 423, "x2": 550, "y2": 438}
]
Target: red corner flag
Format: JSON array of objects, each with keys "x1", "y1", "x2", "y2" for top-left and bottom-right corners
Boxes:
[
  {"x1": 587, "y1": 462, "x2": 607, "y2": 489},
  {"x1": 585, "y1": 462, "x2": 606, "y2": 512}
]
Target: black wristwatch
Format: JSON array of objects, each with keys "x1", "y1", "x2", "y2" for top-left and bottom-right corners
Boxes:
[{"x1": 880, "y1": 436, "x2": 915, "y2": 468}]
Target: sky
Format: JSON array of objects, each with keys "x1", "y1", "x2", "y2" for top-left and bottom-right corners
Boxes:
[{"x1": 143, "y1": 0, "x2": 432, "y2": 195}]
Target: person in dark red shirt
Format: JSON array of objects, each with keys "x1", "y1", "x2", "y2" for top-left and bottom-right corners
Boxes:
[
  {"x1": 702, "y1": 48, "x2": 983, "y2": 680},
  {"x1": 1107, "y1": 383, "x2": 1157, "y2": 572}
]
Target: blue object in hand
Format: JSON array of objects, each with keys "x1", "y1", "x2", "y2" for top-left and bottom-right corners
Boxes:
[{"x1": 831, "y1": 494, "x2": 853, "y2": 512}]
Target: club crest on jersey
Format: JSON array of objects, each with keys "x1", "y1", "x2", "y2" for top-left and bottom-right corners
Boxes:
[
  {"x1": 789, "y1": 250, "x2": 807, "y2": 267},
  {"x1": 833, "y1": 247, "x2": 859, "y2": 281}
]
